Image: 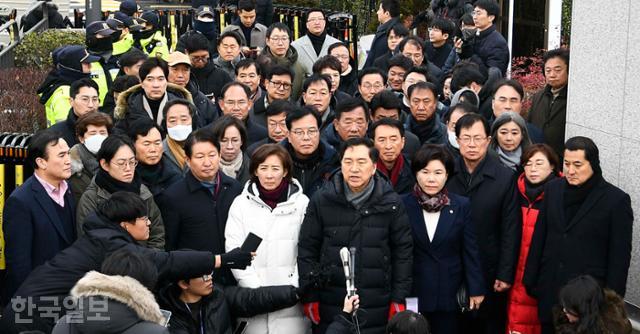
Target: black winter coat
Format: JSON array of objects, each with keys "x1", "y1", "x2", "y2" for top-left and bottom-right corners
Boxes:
[
  {"x1": 446, "y1": 154, "x2": 520, "y2": 288},
  {"x1": 466, "y1": 25, "x2": 510, "y2": 76},
  {"x1": 283, "y1": 139, "x2": 339, "y2": 197},
  {"x1": 523, "y1": 177, "x2": 633, "y2": 324},
  {"x1": 339, "y1": 70, "x2": 359, "y2": 96},
  {"x1": 190, "y1": 61, "x2": 233, "y2": 100},
  {"x1": 298, "y1": 173, "x2": 413, "y2": 334},
  {"x1": 158, "y1": 171, "x2": 242, "y2": 285},
  {"x1": 49, "y1": 110, "x2": 79, "y2": 147},
  {"x1": 0, "y1": 213, "x2": 215, "y2": 334},
  {"x1": 176, "y1": 30, "x2": 218, "y2": 58},
  {"x1": 527, "y1": 85, "x2": 568, "y2": 159},
  {"x1": 136, "y1": 157, "x2": 184, "y2": 201},
  {"x1": 187, "y1": 80, "x2": 219, "y2": 127},
  {"x1": 158, "y1": 283, "x2": 299, "y2": 334},
  {"x1": 364, "y1": 18, "x2": 400, "y2": 68}
]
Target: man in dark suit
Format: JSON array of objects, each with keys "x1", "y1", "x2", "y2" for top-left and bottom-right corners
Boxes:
[
  {"x1": 523, "y1": 136, "x2": 633, "y2": 334},
  {"x1": 364, "y1": 0, "x2": 400, "y2": 68},
  {"x1": 2, "y1": 129, "x2": 77, "y2": 302},
  {"x1": 446, "y1": 113, "x2": 520, "y2": 334}
]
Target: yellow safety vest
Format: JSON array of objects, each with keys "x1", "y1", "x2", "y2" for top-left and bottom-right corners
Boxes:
[
  {"x1": 41, "y1": 85, "x2": 71, "y2": 127},
  {"x1": 113, "y1": 33, "x2": 134, "y2": 56},
  {"x1": 140, "y1": 30, "x2": 169, "y2": 60},
  {"x1": 89, "y1": 62, "x2": 115, "y2": 107}
]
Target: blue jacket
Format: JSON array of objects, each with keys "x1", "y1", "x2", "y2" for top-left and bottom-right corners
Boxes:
[
  {"x1": 402, "y1": 192, "x2": 485, "y2": 312},
  {"x1": 364, "y1": 17, "x2": 400, "y2": 68},
  {"x1": 2, "y1": 176, "x2": 76, "y2": 301},
  {"x1": 470, "y1": 25, "x2": 510, "y2": 76}
]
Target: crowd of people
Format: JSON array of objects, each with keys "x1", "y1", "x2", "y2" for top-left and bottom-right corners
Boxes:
[{"x1": 0, "y1": 0, "x2": 635, "y2": 333}]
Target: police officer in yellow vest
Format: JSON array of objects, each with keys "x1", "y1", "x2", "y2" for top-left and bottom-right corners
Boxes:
[
  {"x1": 36, "y1": 45, "x2": 99, "y2": 127},
  {"x1": 108, "y1": 12, "x2": 143, "y2": 60},
  {"x1": 134, "y1": 11, "x2": 169, "y2": 60},
  {"x1": 85, "y1": 21, "x2": 118, "y2": 109}
]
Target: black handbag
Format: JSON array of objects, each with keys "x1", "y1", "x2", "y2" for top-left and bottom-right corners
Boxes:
[{"x1": 457, "y1": 284, "x2": 470, "y2": 313}]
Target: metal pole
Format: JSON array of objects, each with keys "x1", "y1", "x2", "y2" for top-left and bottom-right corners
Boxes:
[
  {"x1": 85, "y1": 0, "x2": 102, "y2": 25},
  {"x1": 546, "y1": 0, "x2": 562, "y2": 50},
  {"x1": 507, "y1": 0, "x2": 514, "y2": 78}
]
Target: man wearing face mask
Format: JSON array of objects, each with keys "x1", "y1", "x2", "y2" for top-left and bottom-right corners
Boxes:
[
  {"x1": 85, "y1": 21, "x2": 118, "y2": 110},
  {"x1": 37, "y1": 45, "x2": 99, "y2": 127},
  {"x1": 68, "y1": 112, "x2": 114, "y2": 201},
  {"x1": 107, "y1": 13, "x2": 141, "y2": 65},
  {"x1": 49, "y1": 79, "x2": 101, "y2": 149},
  {"x1": 176, "y1": 5, "x2": 218, "y2": 58},
  {"x1": 133, "y1": 11, "x2": 169, "y2": 60},
  {"x1": 291, "y1": 9, "x2": 341, "y2": 77}
]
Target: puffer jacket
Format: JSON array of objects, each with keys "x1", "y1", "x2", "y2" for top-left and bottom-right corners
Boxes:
[
  {"x1": 76, "y1": 177, "x2": 165, "y2": 250},
  {"x1": 114, "y1": 83, "x2": 193, "y2": 132},
  {"x1": 506, "y1": 173, "x2": 546, "y2": 334},
  {"x1": 225, "y1": 179, "x2": 310, "y2": 334},
  {"x1": 257, "y1": 46, "x2": 305, "y2": 100},
  {"x1": 52, "y1": 271, "x2": 170, "y2": 334},
  {"x1": 298, "y1": 172, "x2": 413, "y2": 334},
  {"x1": 281, "y1": 139, "x2": 339, "y2": 197},
  {"x1": 68, "y1": 143, "x2": 100, "y2": 202}
]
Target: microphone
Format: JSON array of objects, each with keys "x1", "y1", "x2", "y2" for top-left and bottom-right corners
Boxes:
[{"x1": 340, "y1": 247, "x2": 356, "y2": 297}]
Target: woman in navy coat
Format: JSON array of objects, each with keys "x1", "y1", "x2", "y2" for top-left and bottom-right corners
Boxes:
[{"x1": 402, "y1": 144, "x2": 485, "y2": 334}]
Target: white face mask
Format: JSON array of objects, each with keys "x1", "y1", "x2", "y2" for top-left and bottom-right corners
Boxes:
[
  {"x1": 448, "y1": 130, "x2": 459, "y2": 149},
  {"x1": 84, "y1": 134, "x2": 107, "y2": 154},
  {"x1": 167, "y1": 124, "x2": 192, "y2": 141}
]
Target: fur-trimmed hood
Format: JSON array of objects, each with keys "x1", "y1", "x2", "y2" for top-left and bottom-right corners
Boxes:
[
  {"x1": 114, "y1": 83, "x2": 192, "y2": 120},
  {"x1": 70, "y1": 271, "x2": 166, "y2": 326}
]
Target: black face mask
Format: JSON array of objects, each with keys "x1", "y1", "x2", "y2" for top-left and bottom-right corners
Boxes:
[
  {"x1": 133, "y1": 29, "x2": 155, "y2": 41},
  {"x1": 111, "y1": 30, "x2": 123, "y2": 43},
  {"x1": 87, "y1": 36, "x2": 113, "y2": 53}
]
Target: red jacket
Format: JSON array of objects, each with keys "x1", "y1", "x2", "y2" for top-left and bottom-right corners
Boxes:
[{"x1": 506, "y1": 173, "x2": 543, "y2": 334}]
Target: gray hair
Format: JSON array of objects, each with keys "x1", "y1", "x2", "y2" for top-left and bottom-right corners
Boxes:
[{"x1": 489, "y1": 111, "x2": 532, "y2": 151}]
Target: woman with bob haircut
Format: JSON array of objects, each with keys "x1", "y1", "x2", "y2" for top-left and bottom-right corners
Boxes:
[
  {"x1": 212, "y1": 115, "x2": 251, "y2": 184},
  {"x1": 489, "y1": 111, "x2": 532, "y2": 171}
]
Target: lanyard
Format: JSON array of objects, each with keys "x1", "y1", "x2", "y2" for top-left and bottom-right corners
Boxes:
[{"x1": 184, "y1": 302, "x2": 206, "y2": 334}]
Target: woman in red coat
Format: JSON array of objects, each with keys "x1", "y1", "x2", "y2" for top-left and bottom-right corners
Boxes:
[{"x1": 507, "y1": 144, "x2": 560, "y2": 334}]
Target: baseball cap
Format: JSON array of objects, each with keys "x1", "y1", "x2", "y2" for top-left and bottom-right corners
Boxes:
[
  {"x1": 119, "y1": 0, "x2": 141, "y2": 16},
  {"x1": 86, "y1": 21, "x2": 115, "y2": 37},
  {"x1": 113, "y1": 11, "x2": 143, "y2": 31},
  {"x1": 54, "y1": 45, "x2": 101, "y2": 71},
  {"x1": 167, "y1": 51, "x2": 192, "y2": 67},
  {"x1": 196, "y1": 5, "x2": 215, "y2": 22},
  {"x1": 139, "y1": 11, "x2": 159, "y2": 28}
]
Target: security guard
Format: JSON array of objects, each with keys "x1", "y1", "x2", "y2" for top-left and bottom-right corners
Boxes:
[
  {"x1": 107, "y1": 12, "x2": 142, "y2": 59},
  {"x1": 36, "y1": 45, "x2": 99, "y2": 126},
  {"x1": 134, "y1": 11, "x2": 169, "y2": 60},
  {"x1": 85, "y1": 21, "x2": 118, "y2": 108}
]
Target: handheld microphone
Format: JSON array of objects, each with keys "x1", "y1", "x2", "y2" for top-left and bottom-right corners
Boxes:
[{"x1": 340, "y1": 247, "x2": 356, "y2": 297}]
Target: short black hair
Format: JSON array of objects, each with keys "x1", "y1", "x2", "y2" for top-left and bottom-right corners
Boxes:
[
  {"x1": 492, "y1": 79, "x2": 524, "y2": 99},
  {"x1": 237, "y1": 0, "x2": 256, "y2": 11},
  {"x1": 429, "y1": 17, "x2": 455, "y2": 37},
  {"x1": 302, "y1": 73, "x2": 331, "y2": 93},
  {"x1": 162, "y1": 98, "x2": 197, "y2": 130},
  {"x1": 543, "y1": 48, "x2": 570, "y2": 75},
  {"x1": 388, "y1": 54, "x2": 414, "y2": 72},
  {"x1": 266, "y1": 22, "x2": 291, "y2": 39},
  {"x1": 475, "y1": 0, "x2": 501, "y2": 18},
  {"x1": 454, "y1": 113, "x2": 490, "y2": 137},
  {"x1": 398, "y1": 36, "x2": 425, "y2": 53},
  {"x1": 369, "y1": 90, "x2": 402, "y2": 117},
  {"x1": 138, "y1": 57, "x2": 169, "y2": 82},
  {"x1": 450, "y1": 66, "x2": 486, "y2": 93},
  {"x1": 386, "y1": 310, "x2": 430, "y2": 334},
  {"x1": 219, "y1": 81, "x2": 252, "y2": 100},
  {"x1": 371, "y1": 118, "x2": 405, "y2": 138},
  {"x1": 97, "y1": 134, "x2": 135, "y2": 164},
  {"x1": 184, "y1": 33, "x2": 211, "y2": 53},
  {"x1": 444, "y1": 102, "x2": 476, "y2": 123},
  {"x1": 328, "y1": 41, "x2": 349, "y2": 55},
  {"x1": 101, "y1": 247, "x2": 158, "y2": 291},
  {"x1": 387, "y1": 22, "x2": 409, "y2": 38},
  {"x1": 411, "y1": 144, "x2": 455, "y2": 176},
  {"x1": 407, "y1": 81, "x2": 438, "y2": 100},
  {"x1": 235, "y1": 58, "x2": 262, "y2": 76},
  {"x1": 118, "y1": 48, "x2": 148, "y2": 68},
  {"x1": 112, "y1": 75, "x2": 140, "y2": 94},
  {"x1": 564, "y1": 136, "x2": 601, "y2": 175},
  {"x1": 339, "y1": 137, "x2": 378, "y2": 163},
  {"x1": 306, "y1": 8, "x2": 325, "y2": 19},
  {"x1": 286, "y1": 105, "x2": 321, "y2": 130},
  {"x1": 266, "y1": 64, "x2": 294, "y2": 82},
  {"x1": 98, "y1": 191, "x2": 148, "y2": 224},
  {"x1": 70, "y1": 78, "x2": 99, "y2": 99},
  {"x1": 266, "y1": 99, "x2": 295, "y2": 118},
  {"x1": 127, "y1": 118, "x2": 165, "y2": 143},
  {"x1": 380, "y1": 0, "x2": 400, "y2": 18},
  {"x1": 403, "y1": 66, "x2": 430, "y2": 82},
  {"x1": 184, "y1": 128, "x2": 220, "y2": 158},
  {"x1": 312, "y1": 55, "x2": 342, "y2": 74},
  {"x1": 358, "y1": 67, "x2": 387, "y2": 86},
  {"x1": 211, "y1": 115, "x2": 248, "y2": 152},
  {"x1": 218, "y1": 30, "x2": 243, "y2": 47},
  {"x1": 27, "y1": 129, "x2": 65, "y2": 169},
  {"x1": 460, "y1": 13, "x2": 474, "y2": 26},
  {"x1": 335, "y1": 96, "x2": 370, "y2": 122}
]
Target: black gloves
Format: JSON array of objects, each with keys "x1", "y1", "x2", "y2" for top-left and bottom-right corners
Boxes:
[{"x1": 220, "y1": 248, "x2": 253, "y2": 269}]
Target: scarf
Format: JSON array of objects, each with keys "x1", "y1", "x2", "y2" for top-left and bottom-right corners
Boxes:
[
  {"x1": 143, "y1": 93, "x2": 167, "y2": 125},
  {"x1": 193, "y1": 20, "x2": 216, "y2": 40},
  {"x1": 409, "y1": 115, "x2": 437, "y2": 144},
  {"x1": 377, "y1": 154, "x2": 405, "y2": 186},
  {"x1": 289, "y1": 142, "x2": 323, "y2": 170},
  {"x1": 344, "y1": 178, "x2": 375, "y2": 210},
  {"x1": 308, "y1": 31, "x2": 327, "y2": 56},
  {"x1": 257, "y1": 179, "x2": 289, "y2": 209},
  {"x1": 166, "y1": 137, "x2": 187, "y2": 170},
  {"x1": 136, "y1": 162, "x2": 163, "y2": 187},
  {"x1": 220, "y1": 153, "x2": 243, "y2": 179},
  {"x1": 77, "y1": 144, "x2": 100, "y2": 177},
  {"x1": 412, "y1": 183, "x2": 450, "y2": 213},
  {"x1": 524, "y1": 173, "x2": 556, "y2": 203},
  {"x1": 200, "y1": 172, "x2": 220, "y2": 196},
  {"x1": 496, "y1": 146, "x2": 522, "y2": 171},
  {"x1": 563, "y1": 173, "x2": 602, "y2": 223},
  {"x1": 94, "y1": 168, "x2": 141, "y2": 195}
]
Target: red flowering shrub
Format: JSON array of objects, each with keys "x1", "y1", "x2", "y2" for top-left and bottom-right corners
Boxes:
[
  {"x1": 0, "y1": 67, "x2": 48, "y2": 133},
  {"x1": 511, "y1": 49, "x2": 547, "y2": 117}
]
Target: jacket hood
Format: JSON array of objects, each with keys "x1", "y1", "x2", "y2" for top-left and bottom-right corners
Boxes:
[
  {"x1": 70, "y1": 271, "x2": 166, "y2": 332},
  {"x1": 82, "y1": 211, "x2": 134, "y2": 240},
  {"x1": 70, "y1": 143, "x2": 100, "y2": 176},
  {"x1": 114, "y1": 83, "x2": 193, "y2": 120}
]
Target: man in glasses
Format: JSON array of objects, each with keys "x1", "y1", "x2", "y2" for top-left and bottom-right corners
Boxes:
[
  {"x1": 322, "y1": 97, "x2": 370, "y2": 152},
  {"x1": 356, "y1": 67, "x2": 387, "y2": 103},
  {"x1": 281, "y1": 106, "x2": 338, "y2": 197},
  {"x1": 257, "y1": 22, "x2": 305, "y2": 100},
  {"x1": 251, "y1": 65, "x2": 293, "y2": 127},
  {"x1": 49, "y1": 79, "x2": 100, "y2": 148},
  {"x1": 183, "y1": 33, "x2": 232, "y2": 103},
  {"x1": 218, "y1": 82, "x2": 267, "y2": 146},
  {"x1": 291, "y1": 9, "x2": 340, "y2": 77}
]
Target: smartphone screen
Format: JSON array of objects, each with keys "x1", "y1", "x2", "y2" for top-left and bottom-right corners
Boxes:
[{"x1": 234, "y1": 321, "x2": 249, "y2": 334}]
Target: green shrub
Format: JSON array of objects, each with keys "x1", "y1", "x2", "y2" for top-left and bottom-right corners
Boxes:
[{"x1": 14, "y1": 29, "x2": 85, "y2": 69}]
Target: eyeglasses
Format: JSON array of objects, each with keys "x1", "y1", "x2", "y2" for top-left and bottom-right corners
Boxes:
[
  {"x1": 111, "y1": 159, "x2": 138, "y2": 169},
  {"x1": 268, "y1": 120, "x2": 287, "y2": 129},
  {"x1": 202, "y1": 272, "x2": 213, "y2": 281},
  {"x1": 269, "y1": 80, "x2": 292, "y2": 90},
  {"x1": 223, "y1": 100, "x2": 249, "y2": 108},
  {"x1": 190, "y1": 55, "x2": 209, "y2": 63},
  {"x1": 291, "y1": 128, "x2": 319, "y2": 138},
  {"x1": 361, "y1": 83, "x2": 384, "y2": 91},
  {"x1": 269, "y1": 36, "x2": 289, "y2": 43},
  {"x1": 458, "y1": 136, "x2": 488, "y2": 145},
  {"x1": 75, "y1": 95, "x2": 99, "y2": 105}
]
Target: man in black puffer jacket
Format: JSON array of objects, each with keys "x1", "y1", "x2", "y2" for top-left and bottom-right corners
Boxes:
[{"x1": 298, "y1": 138, "x2": 413, "y2": 334}]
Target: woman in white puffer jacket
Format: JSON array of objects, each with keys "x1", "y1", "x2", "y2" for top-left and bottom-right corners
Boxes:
[{"x1": 225, "y1": 144, "x2": 311, "y2": 334}]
